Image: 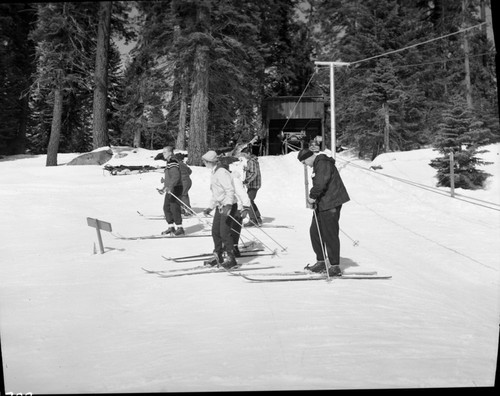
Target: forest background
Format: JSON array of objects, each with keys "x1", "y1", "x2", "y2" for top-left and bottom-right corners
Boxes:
[{"x1": 1, "y1": 0, "x2": 499, "y2": 177}]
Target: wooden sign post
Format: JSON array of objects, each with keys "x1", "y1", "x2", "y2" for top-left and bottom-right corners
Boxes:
[{"x1": 87, "y1": 217, "x2": 112, "y2": 254}]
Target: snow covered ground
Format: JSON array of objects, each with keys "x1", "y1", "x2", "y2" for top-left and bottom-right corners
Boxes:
[{"x1": 1, "y1": 144, "x2": 499, "y2": 393}]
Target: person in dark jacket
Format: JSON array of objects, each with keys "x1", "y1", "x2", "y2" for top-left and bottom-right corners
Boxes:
[
  {"x1": 297, "y1": 148, "x2": 350, "y2": 277},
  {"x1": 174, "y1": 153, "x2": 193, "y2": 215},
  {"x1": 158, "y1": 146, "x2": 184, "y2": 235}
]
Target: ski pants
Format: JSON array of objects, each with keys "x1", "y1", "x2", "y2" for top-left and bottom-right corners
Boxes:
[
  {"x1": 309, "y1": 205, "x2": 342, "y2": 265},
  {"x1": 212, "y1": 203, "x2": 238, "y2": 256},
  {"x1": 181, "y1": 180, "x2": 192, "y2": 211},
  {"x1": 163, "y1": 185, "x2": 183, "y2": 225},
  {"x1": 230, "y1": 210, "x2": 243, "y2": 246},
  {"x1": 247, "y1": 188, "x2": 261, "y2": 223}
]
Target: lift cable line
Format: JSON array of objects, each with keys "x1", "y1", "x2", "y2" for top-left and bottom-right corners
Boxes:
[
  {"x1": 347, "y1": 22, "x2": 488, "y2": 67},
  {"x1": 336, "y1": 157, "x2": 500, "y2": 212},
  {"x1": 312, "y1": 21, "x2": 488, "y2": 158}
]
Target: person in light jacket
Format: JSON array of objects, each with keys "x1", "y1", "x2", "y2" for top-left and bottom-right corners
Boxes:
[{"x1": 202, "y1": 151, "x2": 239, "y2": 269}]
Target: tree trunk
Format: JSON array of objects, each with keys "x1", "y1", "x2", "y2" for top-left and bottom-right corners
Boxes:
[
  {"x1": 46, "y1": 88, "x2": 63, "y2": 166},
  {"x1": 462, "y1": 0, "x2": 473, "y2": 110},
  {"x1": 176, "y1": 83, "x2": 188, "y2": 150},
  {"x1": 133, "y1": 120, "x2": 142, "y2": 148},
  {"x1": 383, "y1": 102, "x2": 390, "y2": 152},
  {"x1": 92, "y1": 1, "x2": 112, "y2": 149},
  {"x1": 187, "y1": 4, "x2": 211, "y2": 166}
]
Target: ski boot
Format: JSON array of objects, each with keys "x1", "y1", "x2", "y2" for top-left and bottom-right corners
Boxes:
[
  {"x1": 221, "y1": 253, "x2": 239, "y2": 270},
  {"x1": 327, "y1": 265, "x2": 342, "y2": 277},
  {"x1": 304, "y1": 261, "x2": 327, "y2": 273},
  {"x1": 174, "y1": 227, "x2": 185, "y2": 236},
  {"x1": 204, "y1": 252, "x2": 223, "y2": 267},
  {"x1": 161, "y1": 226, "x2": 176, "y2": 235}
]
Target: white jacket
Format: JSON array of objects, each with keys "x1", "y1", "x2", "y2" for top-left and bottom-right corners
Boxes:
[{"x1": 208, "y1": 165, "x2": 236, "y2": 209}]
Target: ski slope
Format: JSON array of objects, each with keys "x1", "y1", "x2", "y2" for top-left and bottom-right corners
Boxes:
[{"x1": 0, "y1": 145, "x2": 499, "y2": 392}]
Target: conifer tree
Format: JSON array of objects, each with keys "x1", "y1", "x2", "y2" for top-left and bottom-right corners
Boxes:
[{"x1": 430, "y1": 95, "x2": 494, "y2": 189}]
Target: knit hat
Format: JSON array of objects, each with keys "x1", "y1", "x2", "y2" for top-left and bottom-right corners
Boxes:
[
  {"x1": 201, "y1": 150, "x2": 218, "y2": 163},
  {"x1": 297, "y1": 148, "x2": 314, "y2": 162}
]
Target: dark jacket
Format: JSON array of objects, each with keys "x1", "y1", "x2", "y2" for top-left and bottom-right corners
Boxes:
[
  {"x1": 309, "y1": 154, "x2": 350, "y2": 211},
  {"x1": 164, "y1": 157, "x2": 182, "y2": 192},
  {"x1": 178, "y1": 161, "x2": 192, "y2": 184}
]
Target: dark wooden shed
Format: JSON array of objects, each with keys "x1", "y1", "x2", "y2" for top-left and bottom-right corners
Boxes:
[{"x1": 263, "y1": 96, "x2": 325, "y2": 155}]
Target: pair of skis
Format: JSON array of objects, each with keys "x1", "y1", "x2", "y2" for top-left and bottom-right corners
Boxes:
[
  {"x1": 162, "y1": 248, "x2": 276, "y2": 263},
  {"x1": 142, "y1": 261, "x2": 277, "y2": 278},
  {"x1": 234, "y1": 270, "x2": 392, "y2": 282},
  {"x1": 113, "y1": 232, "x2": 211, "y2": 240}
]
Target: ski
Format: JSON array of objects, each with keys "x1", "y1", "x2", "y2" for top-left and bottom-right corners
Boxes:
[
  {"x1": 114, "y1": 232, "x2": 211, "y2": 240},
  {"x1": 162, "y1": 248, "x2": 264, "y2": 261},
  {"x1": 154, "y1": 265, "x2": 277, "y2": 278},
  {"x1": 170, "y1": 251, "x2": 276, "y2": 263},
  {"x1": 137, "y1": 211, "x2": 210, "y2": 220},
  {"x1": 244, "y1": 224, "x2": 293, "y2": 229},
  {"x1": 143, "y1": 260, "x2": 267, "y2": 274},
  {"x1": 236, "y1": 272, "x2": 392, "y2": 282}
]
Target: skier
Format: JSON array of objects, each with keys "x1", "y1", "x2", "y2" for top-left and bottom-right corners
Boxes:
[
  {"x1": 174, "y1": 152, "x2": 193, "y2": 216},
  {"x1": 239, "y1": 146, "x2": 262, "y2": 226},
  {"x1": 297, "y1": 148, "x2": 350, "y2": 277},
  {"x1": 201, "y1": 150, "x2": 239, "y2": 269},
  {"x1": 158, "y1": 146, "x2": 184, "y2": 236}
]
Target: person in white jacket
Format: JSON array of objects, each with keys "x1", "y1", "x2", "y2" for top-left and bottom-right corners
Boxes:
[{"x1": 201, "y1": 151, "x2": 239, "y2": 269}]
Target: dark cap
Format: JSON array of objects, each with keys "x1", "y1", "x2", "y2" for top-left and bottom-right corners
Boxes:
[{"x1": 297, "y1": 148, "x2": 314, "y2": 162}]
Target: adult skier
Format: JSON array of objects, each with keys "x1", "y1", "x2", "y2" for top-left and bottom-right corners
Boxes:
[
  {"x1": 297, "y1": 148, "x2": 350, "y2": 277},
  {"x1": 158, "y1": 146, "x2": 184, "y2": 236},
  {"x1": 201, "y1": 151, "x2": 239, "y2": 269}
]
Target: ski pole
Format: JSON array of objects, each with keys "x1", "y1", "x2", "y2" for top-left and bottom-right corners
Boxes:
[
  {"x1": 167, "y1": 191, "x2": 213, "y2": 229},
  {"x1": 312, "y1": 208, "x2": 331, "y2": 282},
  {"x1": 228, "y1": 214, "x2": 276, "y2": 254},
  {"x1": 246, "y1": 218, "x2": 288, "y2": 252},
  {"x1": 340, "y1": 227, "x2": 359, "y2": 246}
]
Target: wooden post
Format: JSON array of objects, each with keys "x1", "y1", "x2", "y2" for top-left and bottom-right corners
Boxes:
[
  {"x1": 449, "y1": 151, "x2": 455, "y2": 198},
  {"x1": 304, "y1": 164, "x2": 311, "y2": 208},
  {"x1": 87, "y1": 217, "x2": 112, "y2": 254}
]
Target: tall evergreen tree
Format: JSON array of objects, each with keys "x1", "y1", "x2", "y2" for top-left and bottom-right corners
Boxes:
[
  {"x1": 29, "y1": 3, "x2": 99, "y2": 165},
  {"x1": 92, "y1": 1, "x2": 112, "y2": 148},
  {"x1": 429, "y1": 95, "x2": 494, "y2": 189}
]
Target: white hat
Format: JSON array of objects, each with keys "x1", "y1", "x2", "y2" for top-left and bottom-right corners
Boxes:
[{"x1": 201, "y1": 150, "x2": 218, "y2": 162}]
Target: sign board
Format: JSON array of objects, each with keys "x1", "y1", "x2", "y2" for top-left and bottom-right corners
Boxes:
[{"x1": 87, "y1": 217, "x2": 112, "y2": 254}]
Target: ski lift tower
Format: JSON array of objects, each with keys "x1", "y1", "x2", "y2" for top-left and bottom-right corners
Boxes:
[{"x1": 314, "y1": 61, "x2": 350, "y2": 158}]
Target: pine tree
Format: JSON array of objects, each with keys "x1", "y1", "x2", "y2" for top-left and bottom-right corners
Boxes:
[
  {"x1": 29, "y1": 3, "x2": 99, "y2": 165},
  {"x1": 429, "y1": 95, "x2": 494, "y2": 189},
  {"x1": 92, "y1": 1, "x2": 112, "y2": 149}
]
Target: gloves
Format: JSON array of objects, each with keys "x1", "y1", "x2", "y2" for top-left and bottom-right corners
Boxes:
[
  {"x1": 307, "y1": 197, "x2": 316, "y2": 209},
  {"x1": 203, "y1": 208, "x2": 212, "y2": 216},
  {"x1": 221, "y1": 205, "x2": 232, "y2": 216},
  {"x1": 157, "y1": 187, "x2": 165, "y2": 195},
  {"x1": 160, "y1": 177, "x2": 165, "y2": 184},
  {"x1": 240, "y1": 206, "x2": 250, "y2": 219}
]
